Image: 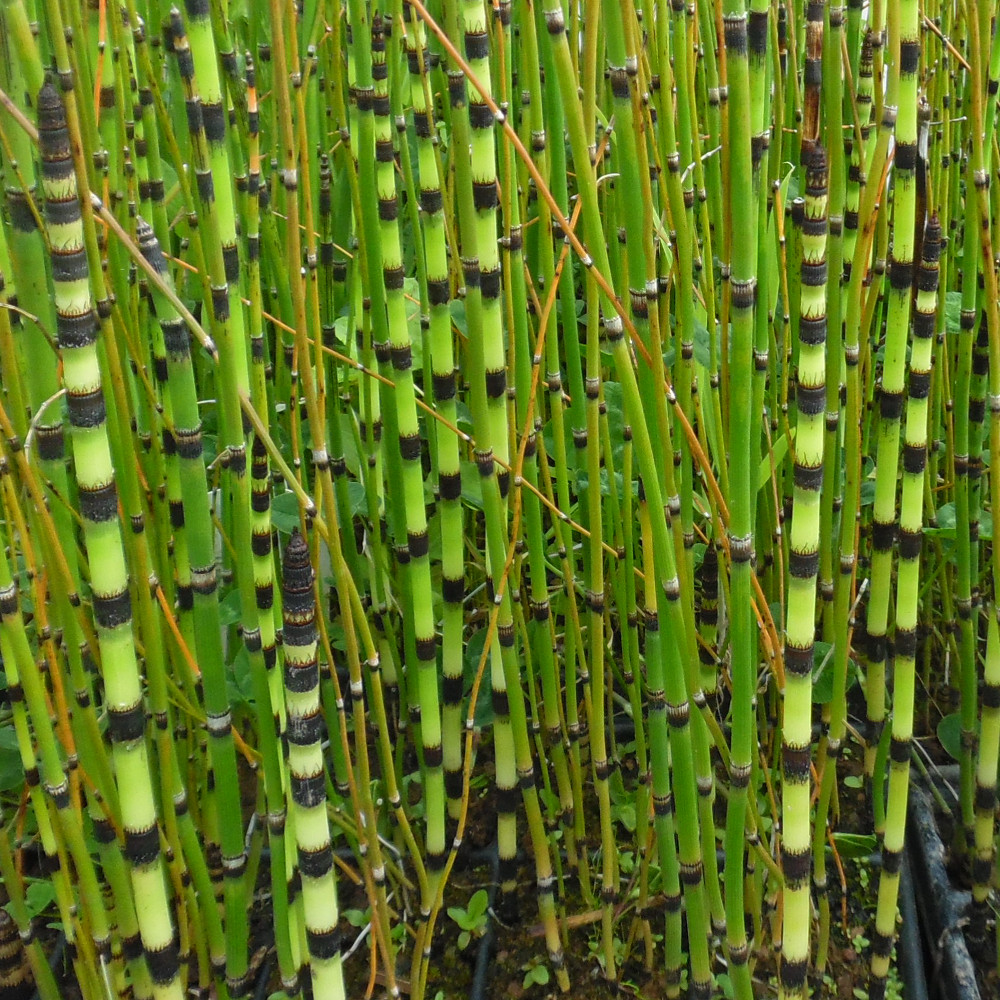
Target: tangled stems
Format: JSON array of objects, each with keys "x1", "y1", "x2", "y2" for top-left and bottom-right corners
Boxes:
[{"x1": 3, "y1": 4, "x2": 1000, "y2": 1000}]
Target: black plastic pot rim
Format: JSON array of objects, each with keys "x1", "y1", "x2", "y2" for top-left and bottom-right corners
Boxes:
[{"x1": 907, "y1": 781, "x2": 981, "y2": 1000}]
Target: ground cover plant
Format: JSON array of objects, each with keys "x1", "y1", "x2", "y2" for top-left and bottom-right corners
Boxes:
[{"x1": 0, "y1": 0, "x2": 998, "y2": 998}]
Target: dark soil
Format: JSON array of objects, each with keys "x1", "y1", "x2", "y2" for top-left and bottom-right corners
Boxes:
[{"x1": 333, "y1": 744, "x2": 897, "y2": 1000}]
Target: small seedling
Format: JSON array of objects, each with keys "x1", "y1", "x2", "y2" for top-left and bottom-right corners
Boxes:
[
  {"x1": 447, "y1": 889, "x2": 489, "y2": 950},
  {"x1": 521, "y1": 957, "x2": 551, "y2": 990}
]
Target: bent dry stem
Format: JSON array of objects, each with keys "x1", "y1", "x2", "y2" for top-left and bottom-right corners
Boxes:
[{"x1": 0, "y1": 3, "x2": 998, "y2": 1000}]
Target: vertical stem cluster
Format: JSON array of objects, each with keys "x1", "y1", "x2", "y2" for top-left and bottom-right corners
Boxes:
[
  {"x1": 38, "y1": 81, "x2": 183, "y2": 1000},
  {"x1": 2, "y1": 5, "x2": 1000, "y2": 1000}
]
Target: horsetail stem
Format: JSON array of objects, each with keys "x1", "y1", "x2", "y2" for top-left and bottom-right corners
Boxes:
[
  {"x1": 402, "y1": 0, "x2": 466, "y2": 823},
  {"x1": 781, "y1": 138, "x2": 828, "y2": 1000},
  {"x1": 169, "y1": 12, "x2": 259, "y2": 990},
  {"x1": 38, "y1": 79, "x2": 183, "y2": 1000},
  {"x1": 868, "y1": 214, "x2": 940, "y2": 999},
  {"x1": 362, "y1": 5, "x2": 447, "y2": 883},
  {"x1": 720, "y1": 7, "x2": 759, "y2": 998},
  {"x1": 281, "y1": 531, "x2": 346, "y2": 1000},
  {"x1": 2, "y1": 5, "x2": 1000, "y2": 1000}
]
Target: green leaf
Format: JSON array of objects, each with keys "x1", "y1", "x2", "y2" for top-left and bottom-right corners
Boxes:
[
  {"x1": 333, "y1": 314, "x2": 351, "y2": 347},
  {"x1": 270, "y1": 490, "x2": 304, "y2": 534},
  {"x1": 614, "y1": 802, "x2": 637, "y2": 833},
  {"x1": 925, "y1": 502, "x2": 991, "y2": 540},
  {"x1": 524, "y1": 965, "x2": 550, "y2": 988},
  {"x1": 926, "y1": 501, "x2": 956, "y2": 538},
  {"x1": 541, "y1": 414, "x2": 577, "y2": 476},
  {"x1": 337, "y1": 413, "x2": 361, "y2": 477},
  {"x1": 25, "y1": 879, "x2": 56, "y2": 918},
  {"x1": 602, "y1": 382, "x2": 630, "y2": 473},
  {"x1": 0, "y1": 727, "x2": 25, "y2": 792},
  {"x1": 404, "y1": 277, "x2": 424, "y2": 370},
  {"x1": 937, "y1": 712, "x2": 962, "y2": 762},
  {"x1": 461, "y1": 630, "x2": 494, "y2": 727},
  {"x1": 944, "y1": 291, "x2": 963, "y2": 335},
  {"x1": 811, "y1": 642, "x2": 834, "y2": 702},
  {"x1": 454, "y1": 402, "x2": 475, "y2": 437},
  {"x1": 981, "y1": 508, "x2": 993, "y2": 541},
  {"x1": 812, "y1": 643, "x2": 859, "y2": 703},
  {"x1": 449, "y1": 299, "x2": 468, "y2": 337},
  {"x1": 692, "y1": 319, "x2": 711, "y2": 369},
  {"x1": 575, "y1": 466, "x2": 625, "y2": 498},
  {"x1": 844, "y1": 775, "x2": 863, "y2": 789},
  {"x1": 832, "y1": 833, "x2": 878, "y2": 859},
  {"x1": 759, "y1": 432, "x2": 790, "y2": 494},
  {"x1": 218, "y1": 588, "x2": 243, "y2": 628},
  {"x1": 467, "y1": 889, "x2": 489, "y2": 923},
  {"x1": 346, "y1": 481, "x2": 368, "y2": 518},
  {"x1": 460, "y1": 461, "x2": 484, "y2": 510},
  {"x1": 226, "y1": 647, "x2": 255, "y2": 709}
]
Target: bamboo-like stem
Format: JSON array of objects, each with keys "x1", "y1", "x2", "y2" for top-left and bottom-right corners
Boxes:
[
  {"x1": 964, "y1": 0, "x2": 1000, "y2": 961},
  {"x1": 269, "y1": 5, "x2": 403, "y2": 994},
  {"x1": 719, "y1": 6, "x2": 759, "y2": 999},
  {"x1": 350, "y1": 1, "x2": 446, "y2": 890},
  {"x1": 973, "y1": 604, "x2": 1000, "y2": 938},
  {"x1": 281, "y1": 531, "x2": 346, "y2": 1000},
  {"x1": 168, "y1": 14, "x2": 257, "y2": 990},
  {"x1": 0, "y1": 486, "x2": 117, "y2": 994},
  {"x1": 861, "y1": 0, "x2": 914, "y2": 796},
  {"x1": 37, "y1": 79, "x2": 184, "y2": 1000},
  {"x1": 951, "y1": 78, "x2": 979, "y2": 854},
  {"x1": 0, "y1": 1, "x2": 114, "y2": 830},
  {"x1": 780, "y1": 139, "x2": 828, "y2": 1000},
  {"x1": 420, "y1": 0, "x2": 569, "y2": 990},
  {"x1": 811, "y1": 13, "x2": 852, "y2": 975},
  {"x1": 868, "y1": 208, "x2": 939, "y2": 1000},
  {"x1": 0, "y1": 808, "x2": 63, "y2": 1000},
  {"x1": 864, "y1": 0, "x2": 921, "y2": 992}
]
